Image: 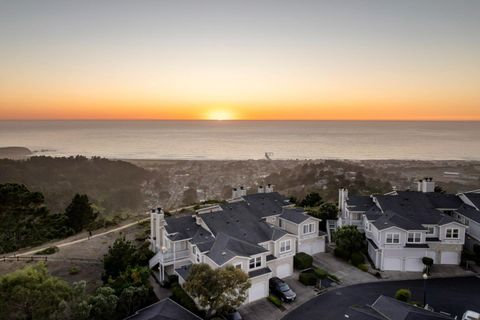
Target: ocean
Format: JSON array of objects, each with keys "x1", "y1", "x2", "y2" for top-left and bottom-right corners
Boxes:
[{"x1": 0, "y1": 120, "x2": 479, "y2": 160}]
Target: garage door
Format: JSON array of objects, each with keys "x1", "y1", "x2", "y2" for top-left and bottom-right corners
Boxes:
[
  {"x1": 383, "y1": 257, "x2": 402, "y2": 271},
  {"x1": 440, "y1": 251, "x2": 459, "y2": 265},
  {"x1": 248, "y1": 282, "x2": 267, "y2": 303},
  {"x1": 405, "y1": 258, "x2": 424, "y2": 272},
  {"x1": 299, "y1": 240, "x2": 323, "y2": 255},
  {"x1": 276, "y1": 263, "x2": 292, "y2": 278}
]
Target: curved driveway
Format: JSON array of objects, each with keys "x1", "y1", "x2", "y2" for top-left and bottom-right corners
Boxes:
[{"x1": 282, "y1": 276, "x2": 480, "y2": 320}]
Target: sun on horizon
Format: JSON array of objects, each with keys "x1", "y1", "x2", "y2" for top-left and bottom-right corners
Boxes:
[{"x1": 205, "y1": 109, "x2": 236, "y2": 121}]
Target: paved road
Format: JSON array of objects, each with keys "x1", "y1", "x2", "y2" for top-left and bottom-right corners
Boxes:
[{"x1": 282, "y1": 276, "x2": 480, "y2": 320}]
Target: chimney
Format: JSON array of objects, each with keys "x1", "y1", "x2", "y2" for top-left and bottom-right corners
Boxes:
[
  {"x1": 150, "y1": 207, "x2": 165, "y2": 253},
  {"x1": 265, "y1": 184, "x2": 274, "y2": 193},
  {"x1": 421, "y1": 178, "x2": 435, "y2": 193},
  {"x1": 240, "y1": 186, "x2": 247, "y2": 196},
  {"x1": 338, "y1": 188, "x2": 348, "y2": 217},
  {"x1": 258, "y1": 185, "x2": 264, "y2": 193}
]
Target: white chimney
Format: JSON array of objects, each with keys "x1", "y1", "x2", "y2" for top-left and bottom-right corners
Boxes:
[
  {"x1": 338, "y1": 188, "x2": 348, "y2": 217},
  {"x1": 265, "y1": 184, "x2": 274, "y2": 193},
  {"x1": 421, "y1": 177, "x2": 435, "y2": 193},
  {"x1": 258, "y1": 185, "x2": 265, "y2": 193},
  {"x1": 150, "y1": 207, "x2": 165, "y2": 253},
  {"x1": 240, "y1": 186, "x2": 247, "y2": 197}
]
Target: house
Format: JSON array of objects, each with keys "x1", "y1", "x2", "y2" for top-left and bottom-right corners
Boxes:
[
  {"x1": 125, "y1": 298, "x2": 202, "y2": 320},
  {"x1": 456, "y1": 190, "x2": 480, "y2": 247},
  {"x1": 338, "y1": 178, "x2": 468, "y2": 272},
  {"x1": 345, "y1": 295, "x2": 454, "y2": 320},
  {"x1": 149, "y1": 186, "x2": 326, "y2": 304}
]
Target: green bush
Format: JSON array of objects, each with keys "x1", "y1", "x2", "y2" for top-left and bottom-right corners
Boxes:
[
  {"x1": 350, "y1": 252, "x2": 365, "y2": 266},
  {"x1": 171, "y1": 283, "x2": 202, "y2": 316},
  {"x1": 395, "y1": 289, "x2": 412, "y2": 302},
  {"x1": 299, "y1": 272, "x2": 317, "y2": 286},
  {"x1": 357, "y1": 264, "x2": 369, "y2": 272},
  {"x1": 68, "y1": 266, "x2": 80, "y2": 275},
  {"x1": 267, "y1": 294, "x2": 283, "y2": 307},
  {"x1": 314, "y1": 267, "x2": 328, "y2": 279},
  {"x1": 35, "y1": 246, "x2": 59, "y2": 255},
  {"x1": 334, "y1": 247, "x2": 350, "y2": 261},
  {"x1": 294, "y1": 252, "x2": 313, "y2": 270}
]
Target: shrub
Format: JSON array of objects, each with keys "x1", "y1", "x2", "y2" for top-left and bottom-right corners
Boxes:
[
  {"x1": 328, "y1": 274, "x2": 340, "y2": 283},
  {"x1": 294, "y1": 252, "x2": 313, "y2": 270},
  {"x1": 334, "y1": 247, "x2": 350, "y2": 261},
  {"x1": 299, "y1": 272, "x2": 317, "y2": 286},
  {"x1": 395, "y1": 289, "x2": 412, "y2": 302},
  {"x1": 171, "y1": 283, "x2": 202, "y2": 316},
  {"x1": 35, "y1": 246, "x2": 59, "y2": 255},
  {"x1": 357, "y1": 264, "x2": 369, "y2": 272},
  {"x1": 351, "y1": 252, "x2": 365, "y2": 266},
  {"x1": 68, "y1": 266, "x2": 80, "y2": 275},
  {"x1": 267, "y1": 294, "x2": 283, "y2": 307},
  {"x1": 314, "y1": 267, "x2": 328, "y2": 279}
]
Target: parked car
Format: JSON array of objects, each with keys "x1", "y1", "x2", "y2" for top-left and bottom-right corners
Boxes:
[
  {"x1": 463, "y1": 311, "x2": 480, "y2": 320},
  {"x1": 269, "y1": 277, "x2": 296, "y2": 302}
]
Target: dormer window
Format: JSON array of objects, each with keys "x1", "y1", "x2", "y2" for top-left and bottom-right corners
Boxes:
[
  {"x1": 249, "y1": 256, "x2": 261, "y2": 269},
  {"x1": 280, "y1": 239, "x2": 292, "y2": 253},
  {"x1": 407, "y1": 232, "x2": 421, "y2": 243},
  {"x1": 386, "y1": 233, "x2": 400, "y2": 244},
  {"x1": 303, "y1": 223, "x2": 315, "y2": 234},
  {"x1": 446, "y1": 228, "x2": 459, "y2": 239}
]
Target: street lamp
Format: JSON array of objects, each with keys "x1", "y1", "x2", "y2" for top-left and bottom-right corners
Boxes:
[{"x1": 422, "y1": 273, "x2": 428, "y2": 308}]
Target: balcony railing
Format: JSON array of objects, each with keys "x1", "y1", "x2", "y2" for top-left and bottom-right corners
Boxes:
[{"x1": 149, "y1": 249, "x2": 190, "y2": 267}]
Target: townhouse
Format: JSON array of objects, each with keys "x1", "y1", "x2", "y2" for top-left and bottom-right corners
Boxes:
[
  {"x1": 149, "y1": 186, "x2": 326, "y2": 303},
  {"x1": 338, "y1": 178, "x2": 469, "y2": 272}
]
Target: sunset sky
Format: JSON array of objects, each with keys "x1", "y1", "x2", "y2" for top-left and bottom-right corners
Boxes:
[{"x1": 0, "y1": 0, "x2": 479, "y2": 120}]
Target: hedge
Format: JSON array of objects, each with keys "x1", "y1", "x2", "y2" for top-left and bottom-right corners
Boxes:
[
  {"x1": 351, "y1": 252, "x2": 365, "y2": 266},
  {"x1": 299, "y1": 272, "x2": 317, "y2": 286},
  {"x1": 314, "y1": 267, "x2": 328, "y2": 279},
  {"x1": 171, "y1": 284, "x2": 203, "y2": 316},
  {"x1": 294, "y1": 252, "x2": 313, "y2": 270},
  {"x1": 334, "y1": 247, "x2": 350, "y2": 261},
  {"x1": 35, "y1": 246, "x2": 59, "y2": 255},
  {"x1": 267, "y1": 294, "x2": 283, "y2": 307}
]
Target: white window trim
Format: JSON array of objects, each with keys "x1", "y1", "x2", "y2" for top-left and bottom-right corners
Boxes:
[
  {"x1": 234, "y1": 262, "x2": 242, "y2": 269},
  {"x1": 303, "y1": 223, "x2": 315, "y2": 235},
  {"x1": 426, "y1": 227, "x2": 435, "y2": 235},
  {"x1": 280, "y1": 239, "x2": 292, "y2": 253},
  {"x1": 385, "y1": 232, "x2": 400, "y2": 244},
  {"x1": 249, "y1": 256, "x2": 262, "y2": 269},
  {"x1": 446, "y1": 228, "x2": 459, "y2": 239},
  {"x1": 407, "y1": 232, "x2": 422, "y2": 243}
]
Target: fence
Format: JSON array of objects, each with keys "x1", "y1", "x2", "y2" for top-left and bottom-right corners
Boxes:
[{"x1": 1, "y1": 255, "x2": 102, "y2": 264}]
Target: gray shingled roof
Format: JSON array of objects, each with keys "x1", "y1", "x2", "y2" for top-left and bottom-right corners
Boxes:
[
  {"x1": 371, "y1": 295, "x2": 453, "y2": 320},
  {"x1": 373, "y1": 210, "x2": 426, "y2": 231},
  {"x1": 126, "y1": 298, "x2": 201, "y2": 320},
  {"x1": 464, "y1": 192, "x2": 480, "y2": 210},
  {"x1": 165, "y1": 215, "x2": 200, "y2": 240},
  {"x1": 456, "y1": 203, "x2": 480, "y2": 223},
  {"x1": 424, "y1": 192, "x2": 462, "y2": 209},
  {"x1": 365, "y1": 206, "x2": 383, "y2": 221},
  {"x1": 242, "y1": 192, "x2": 290, "y2": 218},
  {"x1": 206, "y1": 233, "x2": 267, "y2": 266},
  {"x1": 279, "y1": 208, "x2": 311, "y2": 224},
  {"x1": 248, "y1": 267, "x2": 272, "y2": 278},
  {"x1": 346, "y1": 195, "x2": 375, "y2": 211}
]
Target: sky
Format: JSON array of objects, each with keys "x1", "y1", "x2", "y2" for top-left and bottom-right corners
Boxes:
[{"x1": 0, "y1": 0, "x2": 479, "y2": 120}]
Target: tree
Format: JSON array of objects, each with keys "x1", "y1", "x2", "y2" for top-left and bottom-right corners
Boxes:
[
  {"x1": 65, "y1": 194, "x2": 97, "y2": 233},
  {"x1": 0, "y1": 263, "x2": 72, "y2": 320},
  {"x1": 183, "y1": 264, "x2": 251, "y2": 319},
  {"x1": 334, "y1": 226, "x2": 364, "y2": 259},
  {"x1": 307, "y1": 202, "x2": 338, "y2": 231},
  {"x1": 103, "y1": 237, "x2": 138, "y2": 281},
  {"x1": 300, "y1": 192, "x2": 323, "y2": 207},
  {"x1": 66, "y1": 281, "x2": 92, "y2": 320},
  {"x1": 434, "y1": 186, "x2": 446, "y2": 194},
  {"x1": 89, "y1": 286, "x2": 119, "y2": 320},
  {"x1": 395, "y1": 288, "x2": 412, "y2": 302}
]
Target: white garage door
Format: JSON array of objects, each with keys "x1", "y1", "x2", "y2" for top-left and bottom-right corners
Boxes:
[
  {"x1": 248, "y1": 282, "x2": 267, "y2": 303},
  {"x1": 276, "y1": 263, "x2": 292, "y2": 278},
  {"x1": 383, "y1": 257, "x2": 402, "y2": 271},
  {"x1": 440, "y1": 251, "x2": 459, "y2": 265},
  {"x1": 299, "y1": 240, "x2": 324, "y2": 255},
  {"x1": 405, "y1": 258, "x2": 424, "y2": 272}
]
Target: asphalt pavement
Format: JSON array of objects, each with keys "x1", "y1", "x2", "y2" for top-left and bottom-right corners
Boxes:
[{"x1": 282, "y1": 276, "x2": 480, "y2": 320}]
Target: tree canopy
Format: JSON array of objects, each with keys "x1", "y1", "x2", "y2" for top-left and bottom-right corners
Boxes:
[
  {"x1": 65, "y1": 194, "x2": 97, "y2": 233},
  {"x1": 184, "y1": 264, "x2": 251, "y2": 319},
  {"x1": 334, "y1": 225, "x2": 364, "y2": 259},
  {"x1": 299, "y1": 192, "x2": 323, "y2": 207},
  {"x1": 306, "y1": 202, "x2": 338, "y2": 231},
  {"x1": 0, "y1": 263, "x2": 72, "y2": 320}
]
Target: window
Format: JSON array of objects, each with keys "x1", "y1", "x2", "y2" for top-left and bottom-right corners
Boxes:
[
  {"x1": 446, "y1": 228, "x2": 459, "y2": 239},
  {"x1": 303, "y1": 223, "x2": 315, "y2": 234},
  {"x1": 280, "y1": 240, "x2": 291, "y2": 253},
  {"x1": 279, "y1": 219, "x2": 283, "y2": 228},
  {"x1": 426, "y1": 227, "x2": 435, "y2": 235},
  {"x1": 234, "y1": 263, "x2": 242, "y2": 269},
  {"x1": 386, "y1": 233, "x2": 400, "y2": 244},
  {"x1": 407, "y1": 232, "x2": 422, "y2": 243},
  {"x1": 249, "y1": 256, "x2": 261, "y2": 269},
  {"x1": 192, "y1": 246, "x2": 196, "y2": 254}
]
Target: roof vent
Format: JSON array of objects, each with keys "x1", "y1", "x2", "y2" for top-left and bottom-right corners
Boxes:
[{"x1": 221, "y1": 251, "x2": 226, "y2": 255}]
